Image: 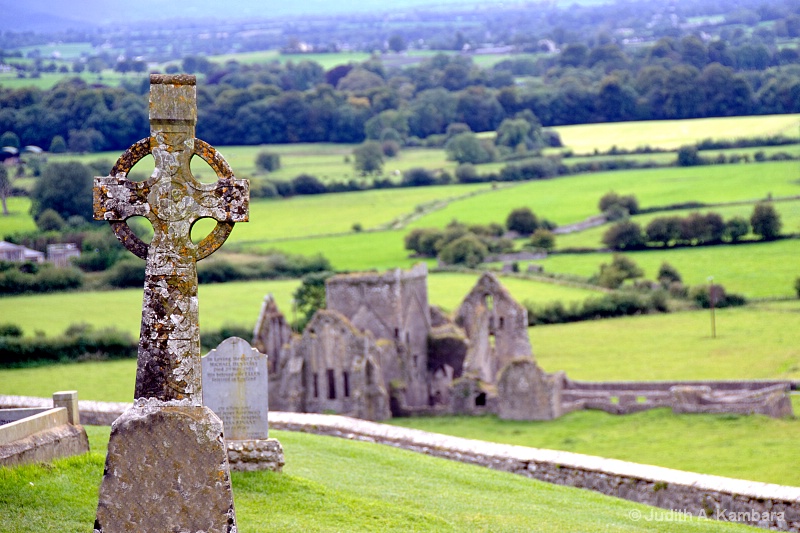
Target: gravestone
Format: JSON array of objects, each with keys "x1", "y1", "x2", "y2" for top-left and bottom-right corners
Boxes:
[
  {"x1": 93, "y1": 74, "x2": 248, "y2": 533},
  {"x1": 202, "y1": 337, "x2": 284, "y2": 471}
]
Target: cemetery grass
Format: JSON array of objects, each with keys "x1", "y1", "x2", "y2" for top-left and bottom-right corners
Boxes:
[
  {"x1": 0, "y1": 427, "x2": 755, "y2": 533},
  {"x1": 388, "y1": 397, "x2": 800, "y2": 487}
]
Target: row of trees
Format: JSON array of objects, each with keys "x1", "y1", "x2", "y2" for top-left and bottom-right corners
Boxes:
[
  {"x1": 3, "y1": 40, "x2": 800, "y2": 152},
  {"x1": 602, "y1": 203, "x2": 784, "y2": 250}
]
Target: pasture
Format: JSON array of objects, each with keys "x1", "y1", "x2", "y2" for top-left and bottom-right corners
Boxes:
[
  {"x1": 390, "y1": 400, "x2": 800, "y2": 487},
  {"x1": 410, "y1": 160, "x2": 800, "y2": 228},
  {"x1": 555, "y1": 113, "x2": 800, "y2": 153},
  {"x1": 0, "y1": 271, "x2": 602, "y2": 339},
  {"x1": 537, "y1": 238, "x2": 800, "y2": 299},
  {"x1": 532, "y1": 300, "x2": 800, "y2": 381},
  {"x1": 556, "y1": 199, "x2": 800, "y2": 250},
  {"x1": 0, "y1": 428, "x2": 753, "y2": 533}
]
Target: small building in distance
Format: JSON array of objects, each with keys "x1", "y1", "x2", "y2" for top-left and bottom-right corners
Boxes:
[{"x1": 0, "y1": 241, "x2": 44, "y2": 263}]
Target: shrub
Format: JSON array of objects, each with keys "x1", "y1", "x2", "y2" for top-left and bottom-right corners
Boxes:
[
  {"x1": 724, "y1": 216, "x2": 749, "y2": 243},
  {"x1": 602, "y1": 220, "x2": 645, "y2": 250},
  {"x1": 402, "y1": 167, "x2": 437, "y2": 187},
  {"x1": 0, "y1": 324, "x2": 23, "y2": 337},
  {"x1": 438, "y1": 234, "x2": 489, "y2": 268},
  {"x1": 382, "y1": 140, "x2": 401, "y2": 157},
  {"x1": 0, "y1": 324, "x2": 136, "y2": 366},
  {"x1": 657, "y1": 262, "x2": 682, "y2": 286},
  {"x1": 795, "y1": 277, "x2": 800, "y2": 299},
  {"x1": 291, "y1": 174, "x2": 327, "y2": 195},
  {"x1": 599, "y1": 191, "x2": 639, "y2": 216},
  {"x1": 505, "y1": 207, "x2": 538, "y2": 235},
  {"x1": 677, "y1": 145, "x2": 702, "y2": 166},
  {"x1": 688, "y1": 284, "x2": 747, "y2": 308},
  {"x1": 526, "y1": 291, "x2": 668, "y2": 326},
  {"x1": 529, "y1": 229, "x2": 555, "y2": 251},
  {"x1": 255, "y1": 151, "x2": 281, "y2": 172},
  {"x1": 593, "y1": 254, "x2": 644, "y2": 289},
  {"x1": 404, "y1": 228, "x2": 444, "y2": 257},
  {"x1": 750, "y1": 202, "x2": 782, "y2": 240},
  {"x1": 645, "y1": 216, "x2": 682, "y2": 246},
  {"x1": 201, "y1": 324, "x2": 255, "y2": 352},
  {"x1": 36, "y1": 209, "x2": 65, "y2": 232},
  {"x1": 455, "y1": 163, "x2": 482, "y2": 183},
  {"x1": 105, "y1": 259, "x2": 146, "y2": 288}
]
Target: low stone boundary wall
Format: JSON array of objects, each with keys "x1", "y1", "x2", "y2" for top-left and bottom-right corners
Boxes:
[
  {"x1": 2, "y1": 395, "x2": 798, "y2": 530},
  {"x1": 269, "y1": 412, "x2": 800, "y2": 532}
]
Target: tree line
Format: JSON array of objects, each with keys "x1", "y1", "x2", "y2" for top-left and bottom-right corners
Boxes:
[{"x1": 2, "y1": 32, "x2": 800, "y2": 153}]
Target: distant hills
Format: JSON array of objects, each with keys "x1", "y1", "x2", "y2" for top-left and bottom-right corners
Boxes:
[{"x1": 1, "y1": 0, "x2": 551, "y2": 32}]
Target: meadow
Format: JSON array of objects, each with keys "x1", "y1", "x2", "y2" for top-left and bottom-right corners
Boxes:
[
  {"x1": 409, "y1": 160, "x2": 800, "y2": 228},
  {"x1": 556, "y1": 199, "x2": 800, "y2": 250},
  {"x1": 556, "y1": 113, "x2": 800, "y2": 153},
  {"x1": 0, "y1": 271, "x2": 601, "y2": 339},
  {"x1": 537, "y1": 238, "x2": 800, "y2": 299},
  {"x1": 0, "y1": 428, "x2": 755, "y2": 533}
]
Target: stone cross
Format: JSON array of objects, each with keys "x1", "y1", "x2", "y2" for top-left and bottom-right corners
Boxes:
[{"x1": 94, "y1": 74, "x2": 249, "y2": 405}]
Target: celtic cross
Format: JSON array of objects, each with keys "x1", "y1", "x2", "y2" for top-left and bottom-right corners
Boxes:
[{"x1": 93, "y1": 74, "x2": 249, "y2": 405}]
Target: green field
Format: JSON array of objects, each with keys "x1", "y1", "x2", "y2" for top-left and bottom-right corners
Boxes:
[
  {"x1": 556, "y1": 199, "x2": 800, "y2": 250},
  {"x1": 0, "y1": 271, "x2": 604, "y2": 340},
  {"x1": 410, "y1": 160, "x2": 800, "y2": 229},
  {"x1": 0, "y1": 428, "x2": 753, "y2": 533},
  {"x1": 532, "y1": 300, "x2": 800, "y2": 381},
  {"x1": 390, "y1": 401, "x2": 800, "y2": 487},
  {"x1": 0, "y1": 197, "x2": 37, "y2": 236},
  {"x1": 554, "y1": 114, "x2": 800, "y2": 153},
  {"x1": 539, "y1": 238, "x2": 800, "y2": 299}
]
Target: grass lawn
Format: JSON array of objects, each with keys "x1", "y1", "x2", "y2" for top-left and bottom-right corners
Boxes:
[
  {"x1": 219, "y1": 182, "x2": 492, "y2": 242},
  {"x1": 0, "y1": 426, "x2": 757, "y2": 533},
  {"x1": 241, "y1": 230, "x2": 423, "y2": 271},
  {"x1": 410, "y1": 160, "x2": 800, "y2": 229},
  {"x1": 540, "y1": 238, "x2": 800, "y2": 299},
  {"x1": 556, "y1": 199, "x2": 800, "y2": 250},
  {"x1": 389, "y1": 401, "x2": 800, "y2": 487},
  {"x1": 0, "y1": 278, "x2": 302, "y2": 339},
  {"x1": 553, "y1": 114, "x2": 800, "y2": 153},
  {"x1": 532, "y1": 300, "x2": 800, "y2": 381},
  {"x1": 0, "y1": 197, "x2": 36, "y2": 237}
]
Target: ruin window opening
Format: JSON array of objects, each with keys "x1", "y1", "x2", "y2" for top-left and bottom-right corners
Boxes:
[
  {"x1": 313, "y1": 373, "x2": 319, "y2": 398},
  {"x1": 499, "y1": 317, "x2": 504, "y2": 329},
  {"x1": 489, "y1": 334, "x2": 496, "y2": 349},
  {"x1": 414, "y1": 355, "x2": 418, "y2": 367},
  {"x1": 475, "y1": 392, "x2": 487, "y2": 406},
  {"x1": 327, "y1": 368, "x2": 336, "y2": 399},
  {"x1": 405, "y1": 331, "x2": 410, "y2": 344},
  {"x1": 366, "y1": 361, "x2": 375, "y2": 386},
  {"x1": 343, "y1": 371, "x2": 350, "y2": 397},
  {"x1": 394, "y1": 328, "x2": 399, "y2": 338},
  {"x1": 484, "y1": 294, "x2": 494, "y2": 310}
]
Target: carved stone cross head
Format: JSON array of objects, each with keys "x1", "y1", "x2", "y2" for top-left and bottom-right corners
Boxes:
[{"x1": 93, "y1": 74, "x2": 249, "y2": 404}]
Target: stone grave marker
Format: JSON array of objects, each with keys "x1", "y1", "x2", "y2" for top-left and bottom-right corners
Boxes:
[
  {"x1": 202, "y1": 337, "x2": 284, "y2": 471},
  {"x1": 92, "y1": 73, "x2": 248, "y2": 533}
]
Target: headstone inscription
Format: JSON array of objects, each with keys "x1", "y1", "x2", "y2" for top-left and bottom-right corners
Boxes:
[
  {"x1": 202, "y1": 337, "x2": 269, "y2": 441},
  {"x1": 202, "y1": 337, "x2": 285, "y2": 472},
  {"x1": 92, "y1": 74, "x2": 248, "y2": 533}
]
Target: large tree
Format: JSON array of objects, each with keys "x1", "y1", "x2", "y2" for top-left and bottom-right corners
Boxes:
[
  {"x1": 750, "y1": 202, "x2": 782, "y2": 240},
  {"x1": 31, "y1": 161, "x2": 93, "y2": 220}
]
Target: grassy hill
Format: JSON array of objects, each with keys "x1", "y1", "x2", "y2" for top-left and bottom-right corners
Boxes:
[{"x1": 0, "y1": 426, "x2": 759, "y2": 532}]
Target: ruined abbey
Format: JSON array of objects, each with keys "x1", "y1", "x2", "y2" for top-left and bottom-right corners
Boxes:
[{"x1": 254, "y1": 265, "x2": 793, "y2": 422}]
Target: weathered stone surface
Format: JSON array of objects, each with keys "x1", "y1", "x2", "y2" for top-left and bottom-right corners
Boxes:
[
  {"x1": 226, "y1": 438, "x2": 285, "y2": 472},
  {"x1": 275, "y1": 310, "x2": 391, "y2": 421},
  {"x1": 252, "y1": 294, "x2": 293, "y2": 373},
  {"x1": 202, "y1": 337, "x2": 269, "y2": 440},
  {"x1": 496, "y1": 359, "x2": 561, "y2": 420},
  {"x1": 94, "y1": 400, "x2": 236, "y2": 533},
  {"x1": 0, "y1": 423, "x2": 89, "y2": 468},
  {"x1": 93, "y1": 74, "x2": 249, "y2": 405}
]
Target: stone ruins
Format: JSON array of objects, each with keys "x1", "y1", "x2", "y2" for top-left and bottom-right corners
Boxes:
[
  {"x1": 92, "y1": 74, "x2": 247, "y2": 533},
  {"x1": 256, "y1": 265, "x2": 794, "y2": 422}
]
